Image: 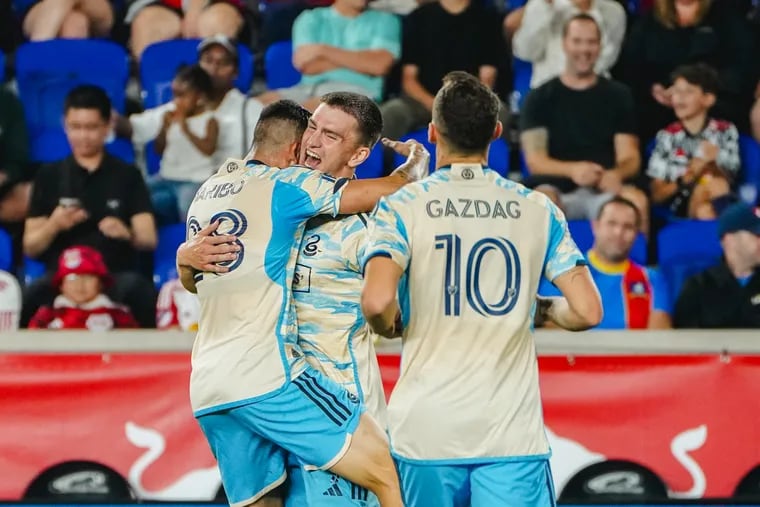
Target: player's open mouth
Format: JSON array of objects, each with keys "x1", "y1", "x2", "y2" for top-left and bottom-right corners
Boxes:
[{"x1": 304, "y1": 150, "x2": 322, "y2": 168}]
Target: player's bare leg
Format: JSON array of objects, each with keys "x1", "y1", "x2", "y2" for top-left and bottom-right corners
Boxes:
[{"x1": 329, "y1": 413, "x2": 403, "y2": 507}]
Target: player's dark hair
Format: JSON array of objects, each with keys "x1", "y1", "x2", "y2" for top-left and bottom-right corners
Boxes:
[
  {"x1": 597, "y1": 196, "x2": 642, "y2": 228},
  {"x1": 432, "y1": 71, "x2": 500, "y2": 155},
  {"x1": 174, "y1": 64, "x2": 214, "y2": 97},
  {"x1": 319, "y1": 91, "x2": 383, "y2": 148},
  {"x1": 670, "y1": 63, "x2": 720, "y2": 96},
  {"x1": 251, "y1": 99, "x2": 311, "y2": 150},
  {"x1": 64, "y1": 85, "x2": 111, "y2": 121}
]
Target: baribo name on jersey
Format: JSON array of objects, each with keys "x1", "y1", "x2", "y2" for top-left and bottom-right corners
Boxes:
[
  {"x1": 426, "y1": 198, "x2": 521, "y2": 219},
  {"x1": 194, "y1": 181, "x2": 245, "y2": 202}
]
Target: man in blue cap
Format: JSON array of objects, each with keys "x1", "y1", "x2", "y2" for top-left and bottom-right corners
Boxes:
[{"x1": 674, "y1": 202, "x2": 760, "y2": 328}]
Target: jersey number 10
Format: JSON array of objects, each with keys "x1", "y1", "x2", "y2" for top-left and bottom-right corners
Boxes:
[{"x1": 434, "y1": 234, "x2": 521, "y2": 316}]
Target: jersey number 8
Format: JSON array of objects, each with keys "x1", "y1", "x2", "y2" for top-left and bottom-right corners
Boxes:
[
  {"x1": 434, "y1": 234, "x2": 521, "y2": 316},
  {"x1": 188, "y1": 209, "x2": 247, "y2": 272}
]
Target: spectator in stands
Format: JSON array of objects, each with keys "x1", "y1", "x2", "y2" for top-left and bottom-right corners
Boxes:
[
  {"x1": 157, "y1": 277, "x2": 199, "y2": 330},
  {"x1": 28, "y1": 246, "x2": 138, "y2": 330},
  {"x1": 0, "y1": 87, "x2": 32, "y2": 225},
  {"x1": 674, "y1": 202, "x2": 760, "y2": 328},
  {"x1": 126, "y1": 0, "x2": 248, "y2": 62},
  {"x1": 0, "y1": 269, "x2": 22, "y2": 331},
  {"x1": 520, "y1": 14, "x2": 648, "y2": 234},
  {"x1": 647, "y1": 64, "x2": 740, "y2": 220},
  {"x1": 257, "y1": 0, "x2": 401, "y2": 110},
  {"x1": 621, "y1": 0, "x2": 755, "y2": 141},
  {"x1": 116, "y1": 35, "x2": 262, "y2": 165},
  {"x1": 22, "y1": 85, "x2": 158, "y2": 328},
  {"x1": 380, "y1": 0, "x2": 507, "y2": 147},
  {"x1": 512, "y1": 0, "x2": 627, "y2": 89},
  {"x1": 16, "y1": 0, "x2": 114, "y2": 40},
  {"x1": 589, "y1": 197, "x2": 671, "y2": 328},
  {"x1": 150, "y1": 64, "x2": 219, "y2": 226}
]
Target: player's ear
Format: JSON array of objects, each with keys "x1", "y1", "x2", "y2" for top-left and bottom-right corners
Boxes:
[
  {"x1": 290, "y1": 140, "x2": 302, "y2": 165},
  {"x1": 492, "y1": 121, "x2": 503, "y2": 141},
  {"x1": 428, "y1": 122, "x2": 437, "y2": 145},
  {"x1": 347, "y1": 145, "x2": 370, "y2": 169}
]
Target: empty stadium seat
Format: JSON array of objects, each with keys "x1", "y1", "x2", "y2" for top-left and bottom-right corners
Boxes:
[
  {"x1": 0, "y1": 227, "x2": 12, "y2": 272},
  {"x1": 567, "y1": 219, "x2": 648, "y2": 265},
  {"x1": 23, "y1": 256, "x2": 46, "y2": 285},
  {"x1": 15, "y1": 39, "x2": 130, "y2": 162},
  {"x1": 739, "y1": 134, "x2": 760, "y2": 189},
  {"x1": 140, "y1": 39, "x2": 254, "y2": 109},
  {"x1": 657, "y1": 220, "x2": 721, "y2": 302},
  {"x1": 512, "y1": 57, "x2": 532, "y2": 112},
  {"x1": 264, "y1": 41, "x2": 301, "y2": 90},
  {"x1": 0, "y1": 50, "x2": 5, "y2": 83},
  {"x1": 29, "y1": 129, "x2": 136, "y2": 164},
  {"x1": 154, "y1": 223, "x2": 186, "y2": 287},
  {"x1": 393, "y1": 128, "x2": 510, "y2": 175},
  {"x1": 356, "y1": 143, "x2": 384, "y2": 179}
]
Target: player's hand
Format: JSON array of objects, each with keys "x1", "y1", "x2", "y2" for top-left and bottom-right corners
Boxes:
[
  {"x1": 569, "y1": 162, "x2": 604, "y2": 187},
  {"x1": 98, "y1": 216, "x2": 132, "y2": 241},
  {"x1": 385, "y1": 138, "x2": 430, "y2": 182},
  {"x1": 178, "y1": 221, "x2": 240, "y2": 273},
  {"x1": 597, "y1": 170, "x2": 623, "y2": 194},
  {"x1": 50, "y1": 205, "x2": 89, "y2": 232}
]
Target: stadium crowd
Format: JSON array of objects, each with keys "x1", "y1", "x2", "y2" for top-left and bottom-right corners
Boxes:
[{"x1": 0, "y1": 0, "x2": 759, "y2": 331}]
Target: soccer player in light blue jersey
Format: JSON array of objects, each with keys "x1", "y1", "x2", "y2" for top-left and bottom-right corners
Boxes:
[
  {"x1": 177, "y1": 100, "x2": 427, "y2": 507},
  {"x1": 361, "y1": 72, "x2": 603, "y2": 507},
  {"x1": 180, "y1": 95, "x2": 424, "y2": 507}
]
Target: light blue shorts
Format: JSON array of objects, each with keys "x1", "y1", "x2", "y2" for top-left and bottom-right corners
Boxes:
[
  {"x1": 285, "y1": 459, "x2": 379, "y2": 507},
  {"x1": 396, "y1": 458, "x2": 556, "y2": 507},
  {"x1": 196, "y1": 367, "x2": 363, "y2": 506}
]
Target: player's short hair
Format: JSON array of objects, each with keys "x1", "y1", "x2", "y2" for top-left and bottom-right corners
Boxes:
[
  {"x1": 562, "y1": 12, "x2": 601, "y2": 40},
  {"x1": 64, "y1": 85, "x2": 111, "y2": 122},
  {"x1": 432, "y1": 71, "x2": 500, "y2": 155},
  {"x1": 252, "y1": 99, "x2": 311, "y2": 150},
  {"x1": 319, "y1": 92, "x2": 383, "y2": 148},
  {"x1": 670, "y1": 63, "x2": 720, "y2": 96},
  {"x1": 174, "y1": 63, "x2": 214, "y2": 97},
  {"x1": 597, "y1": 196, "x2": 641, "y2": 228}
]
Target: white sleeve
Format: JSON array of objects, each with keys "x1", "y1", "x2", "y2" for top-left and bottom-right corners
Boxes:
[
  {"x1": 130, "y1": 102, "x2": 174, "y2": 145},
  {"x1": 512, "y1": 0, "x2": 555, "y2": 62}
]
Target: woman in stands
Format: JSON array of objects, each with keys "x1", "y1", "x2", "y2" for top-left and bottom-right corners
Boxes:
[{"x1": 17, "y1": 0, "x2": 114, "y2": 40}]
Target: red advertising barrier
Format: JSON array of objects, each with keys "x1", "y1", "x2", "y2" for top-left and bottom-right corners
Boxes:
[{"x1": 1, "y1": 352, "x2": 759, "y2": 501}]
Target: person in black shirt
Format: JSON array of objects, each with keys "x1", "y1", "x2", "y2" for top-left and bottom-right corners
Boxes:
[
  {"x1": 22, "y1": 85, "x2": 158, "y2": 327},
  {"x1": 520, "y1": 13, "x2": 648, "y2": 234},
  {"x1": 674, "y1": 202, "x2": 760, "y2": 328},
  {"x1": 379, "y1": 0, "x2": 509, "y2": 155}
]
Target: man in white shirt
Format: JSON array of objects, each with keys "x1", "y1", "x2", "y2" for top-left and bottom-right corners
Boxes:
[
  {"x1": 116, "y1": 35, "x2": 263, "y2": 167},
  {"x1": 512, "y1": 0, "x2": 626, "y2": 89}
]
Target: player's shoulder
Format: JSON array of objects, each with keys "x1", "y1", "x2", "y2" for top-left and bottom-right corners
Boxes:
[
  {"x1": 213, "y1": 158, "x2": 247, "y2": 177},
  {"x1": 491, "y1": 174, "x2": 566, "y2": 221}
]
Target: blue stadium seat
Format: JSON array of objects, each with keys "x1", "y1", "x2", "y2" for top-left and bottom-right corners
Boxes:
[
  {"x1": 140, "y1": 39, "x2": 254, "y2": 109},
  {"x1": 0, "y1": 50, "x2": 5, "y2": 83},
  {"x1": 23, "y1": 256, "x2": 46, "y2": 285},
  {"x1": 154, "y1": 223, "x2": 186, "y2": 287},
  {"x1": 15, "y1": 39, "x2": 130, "y2": 162},
  {"x1": 567, "y1": 219, "x2": 647, "y2": 265},
  {"x1": 512, "y1": 57, "x2": 532, "y2": 112},
  {"x1": 739, "y1": 134, "x2": 760, "y2": 187},
  {"x1": 393, "y1": 128, "x2": 511, "y2": 176},
  {"x1": 265, "y1": 41, "x2": 301, "y2": 90},
  {"x1": 356, "y1": 143, "x2": 384, "y2": 179},
  {"x1": 657, "y1": 220, "x2": 721, "y2": 302},
  {"x1": 0, "y1": 228, "x2": 12, "y2": 272}
]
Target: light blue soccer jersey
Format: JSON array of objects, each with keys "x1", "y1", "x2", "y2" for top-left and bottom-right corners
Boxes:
[
  {"x1": 363, "y1": 163, "x2": 585, "y2": 462},
  {"x1": 187, "y1": 158, "x2": 347, "y2": 416},
  {"x1": 292, "y1": 213, "x2": 388, "y2": 427}
]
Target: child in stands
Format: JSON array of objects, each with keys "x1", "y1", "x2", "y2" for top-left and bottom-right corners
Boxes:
[{"x1": 29, "y1": 246, "x2": 137, "y2": 330}]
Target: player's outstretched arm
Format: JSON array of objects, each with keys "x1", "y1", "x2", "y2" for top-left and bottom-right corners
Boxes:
[
  {"x1": 176, "y1": 221, "x2": 241, "y2": 293},
  {"x1": 361, "y1": 256, "x2": 404, "y2": 338},
  {"x1": 536, "y1": 266, "x2": 603, "y2": 331},
  {"x1": 338, "y1": 138, "x2": 429, "y2": 215}
]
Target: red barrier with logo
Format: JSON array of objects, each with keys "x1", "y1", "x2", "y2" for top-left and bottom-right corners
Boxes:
[{"x1": 1, "y1": 353, "x2": 759, "y2": 500}]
